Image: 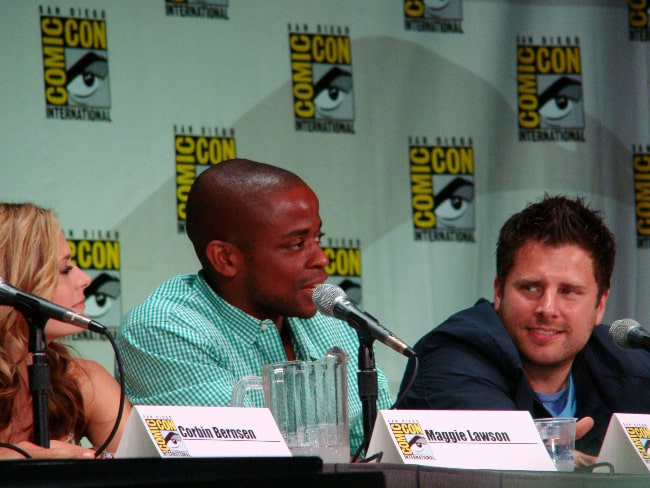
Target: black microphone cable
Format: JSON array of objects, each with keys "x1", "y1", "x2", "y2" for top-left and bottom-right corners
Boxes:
[{"x1": 93, "y1": 326, "x2": 126, "y2": 459}]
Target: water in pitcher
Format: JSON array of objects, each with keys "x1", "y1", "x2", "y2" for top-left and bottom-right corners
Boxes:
[{"x1": 286, "y1": 423, "x2": 349, "y2": 463}]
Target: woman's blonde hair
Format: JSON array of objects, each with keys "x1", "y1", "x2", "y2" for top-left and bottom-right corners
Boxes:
[{"x1": 0, "y1": 203, "x2": 86, "y2": 442}]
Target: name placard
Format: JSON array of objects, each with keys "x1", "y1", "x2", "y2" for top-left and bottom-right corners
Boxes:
[
  {"x1": 597, "y1": 413, "x2": 650, "y2": 474},
  {"x1": 116, "y1": 405, "x2": 291, "y2": 458},
  {"x1": 367, "y1": 410, "x2": 555, "y2": 471}
]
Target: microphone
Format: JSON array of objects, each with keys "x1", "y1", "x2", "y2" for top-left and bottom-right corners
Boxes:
[
  {"x1": 313, "y1": 283, "x2": 417, "y2": 359},
  {"x1": 609, "y1": 318, "x2": 650, "y2": 351},
  {"x1": 0, "y1": 277, "x2": 106, "y2": 334}
]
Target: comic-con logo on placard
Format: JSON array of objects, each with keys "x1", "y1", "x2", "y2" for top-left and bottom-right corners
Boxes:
[
  {"x1": 624, "y1": 424, "x2": 650, "y2": 461},
  {"x1": 145, "y1": 417, "x2": 191, "y2": 457},
  {"x1": 629, "y1": 1, "x2": 650, "y2": 41},
  {"x1": 390, "y1": 422, "x2": 435, "y2": 460},
  {"x1": 404, "y1": 0, "x2": 463, "y2": 33},
  {"x1": 39, "y1": 6, "x2": 111, "y2": 122},
  {"x1": 175, "y1": 125, "x2": 236, "y2": 233},
  {"x1": 409, "y1": 136, "x2": 475, "y2": 243},
  {"x1": 166, "y1": 0, "x2": 229, "y2": 20},
  {"x1": 289, "y1": 24, "x2": 355, "y2": 134},
  {"x1": 633, "y1": 144, "x2": 650, "y2": 249},
  {"x1": 66, "y1": 230, "x2": 121, "y2": 337},
  {"x1": 516, "y1": 36, "x2": 585, "y2": 142},
  {"x1": 323, "y1": 237, "x2": 362, "y2": 306}
]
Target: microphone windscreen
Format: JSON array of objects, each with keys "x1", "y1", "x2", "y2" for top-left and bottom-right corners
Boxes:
[
  {"x1": 609, "y1": 318, "x2": 640, "y2": 348},
  {"x1": 312, "y1": 283, "x2": 345, "y2": 316}
]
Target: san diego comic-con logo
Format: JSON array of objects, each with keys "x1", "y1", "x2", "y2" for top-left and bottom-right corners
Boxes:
[
  {"x1": 404, "y1": 0, "x2": 463, "y2": 33},
  {"x1": 623, "y1": 424, "x2": 650, "y2": 461},
  {"x1": 409, "y1": 136, "x2": 475, "y2": 243},
  {"x1": 629, "y1": 0, "x2": 650, "y2": 41},
  {"x1": 390, "y1": 423, "x2": 435, "y2": 460},
  {"x1": 516, "y1": 36, "x2": 585, "y2": 142},
  {"x1": 174, "y1": 125, "x2": 236, "y2": 232},
  {"x1": 289, "y1": 24, "x2": 355, "y2": 134},
  {"x1": 165, "y1": 0, "x2": 229, "y2": 20},
  {"x1": 145, "y1": 418, "x2": 190, "y2": 457},
  {"x1": 323, "y1": 237, "x2": 362, "y2": 305},
  {"x1": 633, "y1": 144, "x2": 650, "y2": 249},
  {"x1": 66, "y1": 231, "x2": 121, "y2": 336},
  {"x1": 39, "y1": 6, "x2": 111, "y2": 122}
]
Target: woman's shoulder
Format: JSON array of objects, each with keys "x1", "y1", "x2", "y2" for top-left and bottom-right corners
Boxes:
[
  {"x1": 67, "y1": 357, "x2": 124, "y2": 421},
  {"x1": 67, "y1": 357, "x2": 116, "y2": 389}
]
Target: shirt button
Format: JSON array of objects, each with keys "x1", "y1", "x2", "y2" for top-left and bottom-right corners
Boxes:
[{"x1": 260, "y1": 324, "x2": 268, "y2": 331}]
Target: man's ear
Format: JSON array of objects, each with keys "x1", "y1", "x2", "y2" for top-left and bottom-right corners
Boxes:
[
  {"x1": 205, "y1": 240, "x2": 241, "y2": 277},
  {"x1": 493, "y1": 276, "x2": 502, "y2": 311},
  {"x1": 595, "y1": 289, "x2": 610, "y2": 325}
]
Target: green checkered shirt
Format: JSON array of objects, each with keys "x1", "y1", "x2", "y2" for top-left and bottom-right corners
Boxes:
[{"x1": 116, "y1": 272, "x2": 393, "y2": 454}]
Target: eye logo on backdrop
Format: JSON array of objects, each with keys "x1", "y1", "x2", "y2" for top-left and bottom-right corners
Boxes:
[
  {"x1": 175, "y1": 125, "x2": 236, "y2": 232},
  {"x1": 409, "y1": 136, "x2": 475, "y2": 243},
  {"x1": 288, "y1": 24, "x2": 355, "y2": 134},
  {"x1": 404, "y1": 0, "x2": 463, "y2": 33},
  {"x1": 633, "y1": 144, "x2": 650, "y2": 249},
  {"x1": 66, "y1": 231, "x2": 121, "y2": 337},
  {"x1": 39, "y1": 6, "x2": 111, "y2": 122},
  {"x1": 629, "y1": 1, "x2": 650, "y2": 41},
  {"x1": 323, "y1": 237, "x2": 362, "y2": 306},
  {"x1": 165, "y1": 0, "x2": 229, "y2": 20},
  {"x1": 516, "y1": 36, "x2": 585, "y2": 142}
]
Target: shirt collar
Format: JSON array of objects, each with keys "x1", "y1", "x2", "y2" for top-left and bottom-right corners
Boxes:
[{"x1": 196, "y1": 272, "x2": 276, "y2": 344}]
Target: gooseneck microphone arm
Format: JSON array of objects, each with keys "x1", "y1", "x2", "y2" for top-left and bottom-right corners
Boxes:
[
  {"x1": 311, "y1": 283, "x2": 417, "y2": 359},
  {"x1": 0, "y1": 278, "x2": 106, "y2": 334}
]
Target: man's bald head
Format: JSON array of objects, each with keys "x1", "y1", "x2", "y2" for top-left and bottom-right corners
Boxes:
[{"x1": 185, "y1": 158, "x2": 307, "y2": 269}]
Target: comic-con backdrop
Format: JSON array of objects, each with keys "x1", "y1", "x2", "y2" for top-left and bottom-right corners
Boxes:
[{"x1": 1, "y1": 0, "x2": 649, "y2": 394}]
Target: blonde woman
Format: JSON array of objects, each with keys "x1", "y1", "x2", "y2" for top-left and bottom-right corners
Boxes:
[{"x1": 0, "y1": 203, "x2": 130, "y2": 459}]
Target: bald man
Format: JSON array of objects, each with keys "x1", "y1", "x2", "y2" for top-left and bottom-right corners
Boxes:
[{"x1": 116, "y1": 158, "x2": 393, "y2": 455}]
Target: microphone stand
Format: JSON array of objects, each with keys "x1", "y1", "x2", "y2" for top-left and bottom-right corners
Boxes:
[
  {"x1": 356, "y1": 332, "x2": 378, "y2": 444},
  {"x1": 24, "y1": 311, "x2": 50, "y2": 448}
]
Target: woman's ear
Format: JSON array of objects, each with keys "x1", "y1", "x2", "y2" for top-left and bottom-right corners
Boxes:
[{"x1": 205, "y1": 240, "x2": 241, "y2": 277}]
